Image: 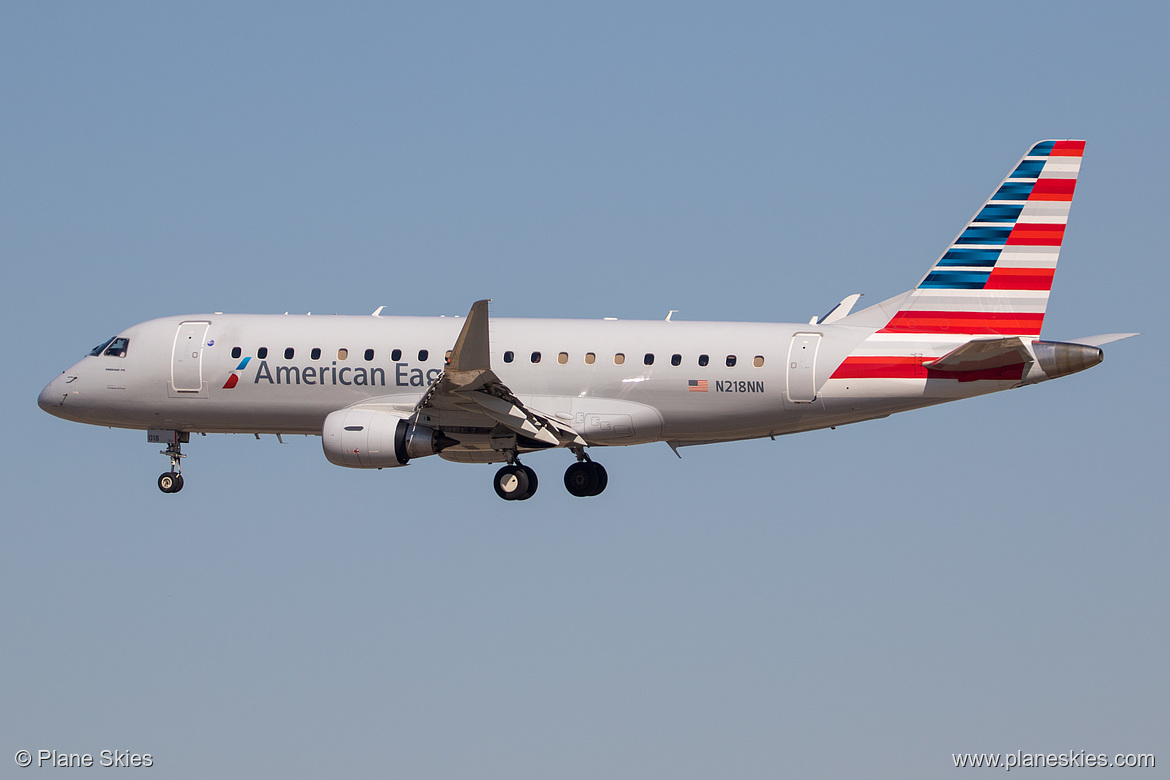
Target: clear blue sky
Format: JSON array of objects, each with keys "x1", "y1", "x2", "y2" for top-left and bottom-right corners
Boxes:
[{"x1": 3, "y1": 2, "x2": 1165, "y2": 777}]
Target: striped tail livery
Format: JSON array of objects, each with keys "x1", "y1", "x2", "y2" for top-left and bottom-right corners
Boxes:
[
  {"x1": 831, "y1": 139, "x2": 1133, "y2": 391},
  {"x1": 887, "y1": 139, "x2": 1084, "y2": 337}
]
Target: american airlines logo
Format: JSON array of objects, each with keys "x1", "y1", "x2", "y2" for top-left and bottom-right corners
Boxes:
[
  {"x1": 222, "y1": 357, "x2": 250, "y2": 389},
  {"x1": 223, "y1": 357, "x2": 442, "y2": 390}
]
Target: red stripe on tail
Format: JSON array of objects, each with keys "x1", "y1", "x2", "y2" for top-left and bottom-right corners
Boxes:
[
  {"x1": 831, "y1": 357, "x2": 925, "y2": 379},
  {"x1": 1049, "y1": 140, "x2": 1086, "y2": 156},
  {"x1": 1028, "y1": 178, "x2": 1077, "y2": 201},
  {"x1": 1006, "y1": 223, "x2": 1066, "y2": 246},
  {"x1": 831, "y1": 356, "x2": 1027, "y2": 382},
  {"x1": 879, "y1": 311, "x2": 1044, "y2": 335},
  {"x1": 984, "y1": 267, "x2": 1056, "y2": 290}
]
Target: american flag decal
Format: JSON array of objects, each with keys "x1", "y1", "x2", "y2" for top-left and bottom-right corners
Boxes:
[{"x1": 688, "y1": 379, "x2": 708, "y2": 392}]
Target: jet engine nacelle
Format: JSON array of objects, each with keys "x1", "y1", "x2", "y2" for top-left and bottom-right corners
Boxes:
[{"x1": 322, "y1": 408, "x2": 456, "y2": 469}]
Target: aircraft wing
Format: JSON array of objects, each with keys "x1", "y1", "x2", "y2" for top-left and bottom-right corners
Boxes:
[{"x1": 413, "y1": 300, "x2": 585, "y2": 447}]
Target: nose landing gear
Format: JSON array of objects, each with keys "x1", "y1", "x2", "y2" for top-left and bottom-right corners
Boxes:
[
  {"x1": 150, "y1": 429, "x2": 189, "y2": 493},
  {"x1": 158, "y1": 471, "x2": 184, "y2": 493}
]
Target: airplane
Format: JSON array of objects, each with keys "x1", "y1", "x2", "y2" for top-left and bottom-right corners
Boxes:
[{"x1": 38, "y1": 140, "x2": 1135, "y2": 500}]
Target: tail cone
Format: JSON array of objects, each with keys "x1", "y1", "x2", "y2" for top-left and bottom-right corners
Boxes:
[{"x1": 1032, "y1": 341, "x2": 1103, "y2": 379}]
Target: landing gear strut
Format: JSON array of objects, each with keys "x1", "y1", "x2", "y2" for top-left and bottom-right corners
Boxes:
[
  {"x1": 153, "y1": 430, "x2": 189, "y2": 494},
  {"x1": 564, "y1": 450, "x2": 607, "y2": 497},
  {"x1": 493, "y1": 457, "x2": 538, "y2": 501}
]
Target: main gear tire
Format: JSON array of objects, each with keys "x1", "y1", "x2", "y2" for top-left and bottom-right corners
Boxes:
[{"x1": 494, "y1": 465, "x2": 531, "y2": 501}]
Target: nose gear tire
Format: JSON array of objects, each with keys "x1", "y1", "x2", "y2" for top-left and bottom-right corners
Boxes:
[{"x1": 158, "y1": 472, "x2": 184, "y2": 493}]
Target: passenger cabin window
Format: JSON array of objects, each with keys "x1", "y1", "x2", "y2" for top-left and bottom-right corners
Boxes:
[
  {"x1": 364, "y1": 349, "x2": 374, "y2": 361},
  {"x1": 698, "y1": 354, "x2": 709, "y2": 367},
  {"x1": 284, "y1": 347, "x2": 295, "y2": 360},
  {"x1": 103, "y1": 337, "x2": 129, "y2": 358},
  {"x1": 418, "y1": 349, "x2": 429, "y2": 361},
  {"x1": 503, "y1": 351, "x2": 514, "y2": 363},
  {"x1": 337, "y1": 348, "x2": 348, "y2": 360},
  {"x1": 644, "y1": 353, "x2": 654, "y2": 366},
  {"x1": 558, "y1": 352, "x2": 568, "y2": 364},
  {"x1": 726, "y1": 355, "x2": 737, "y2": 367},
  {"x1": 231, "y1": 347, "x2": 242, "y2": 359},
  {"x1": 671, "y1": 354, "x2": 682, "y2": 366},
  {"x1": 531, "y1": 351, "x2": 541, "y2": 364},
  {"x1": 614, "y1": 353, "x2": 625, "y2": 365},
  {"x1": 391, "y1": 348, "x2": 402, "y2": 361},
  {"x1": 258, "y1": 347, "x2": 269, "y2": 359},
  {"x1": 585, "y1": 352, "x2": 596, "y2": 365},
  {"x1": 311, "y1": 347, "x2": 321, "y2": 360},
  {"x1": 753, "y1": 355, "x2": 765, "y2": 367}
]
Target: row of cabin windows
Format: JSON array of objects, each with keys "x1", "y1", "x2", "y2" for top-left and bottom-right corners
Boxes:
[
  {"x1": 503, "y1": 351, "x2": 765, "y2": 368},
  {"x1": 231, "y1": 346, "x2": 430, "y2": 362},
  {"x1": 230, "y1": 345, "x2": 764, "y2": 369}
]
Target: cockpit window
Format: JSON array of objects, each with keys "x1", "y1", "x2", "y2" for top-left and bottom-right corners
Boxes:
[
  {"x1": 89, "y1": 336, "x2": 130, "y2": 357},
  {"x1": 103, "y1": 337, "x2": 130, "y2": 358},
  {"x1": 89, "y1": 337, "x2": 117, "y2": 356}
]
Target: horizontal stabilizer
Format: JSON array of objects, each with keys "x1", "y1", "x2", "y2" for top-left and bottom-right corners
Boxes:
[
  {"x1": 923, "y1": 336, "x2": 1031, "y2": 372},
  {"x1": 1068, "y1": 332, "x2": 1140, "y2": 347}
]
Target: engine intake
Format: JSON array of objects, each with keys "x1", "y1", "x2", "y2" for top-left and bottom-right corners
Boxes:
[{"x1": 322, "y1": 409, "x2": 456, "y2": 469}]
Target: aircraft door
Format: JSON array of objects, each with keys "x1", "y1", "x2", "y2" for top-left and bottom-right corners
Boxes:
[
  {"x1": 172, "y1": 321, "x2": 211, "y2": 393},
  {"x1": 786, "y1": 333, "x2": 822, "y2": 403}
]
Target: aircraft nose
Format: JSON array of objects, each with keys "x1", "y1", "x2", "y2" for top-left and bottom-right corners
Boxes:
[{"x1": 38, "y1": 373, "x2": 70, "y2": 415}]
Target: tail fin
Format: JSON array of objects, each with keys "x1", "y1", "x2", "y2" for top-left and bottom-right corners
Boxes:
[{"x1": 880, "y1": 140, "x2": 1085, "y2": 337}]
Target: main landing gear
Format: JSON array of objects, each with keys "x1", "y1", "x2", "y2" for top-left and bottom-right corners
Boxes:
[
  {"x1": 564, "y1": 458, "x2": 607, "y2": 498},
  {"x1": 493, "y1": 461, "x2": 539, "y2": 501},
  {"x1": 491, "y1": 449, "x2": 608, "y2": 501}
]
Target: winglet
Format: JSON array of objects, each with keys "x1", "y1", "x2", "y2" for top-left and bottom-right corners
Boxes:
[{"x1": 447, "y1": 300, "x2": 492, "y2": 372}]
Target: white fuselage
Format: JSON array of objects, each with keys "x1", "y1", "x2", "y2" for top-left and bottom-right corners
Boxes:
[{"x1": 39, "y1": 311, "x2": 1024, "y2": 453}]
